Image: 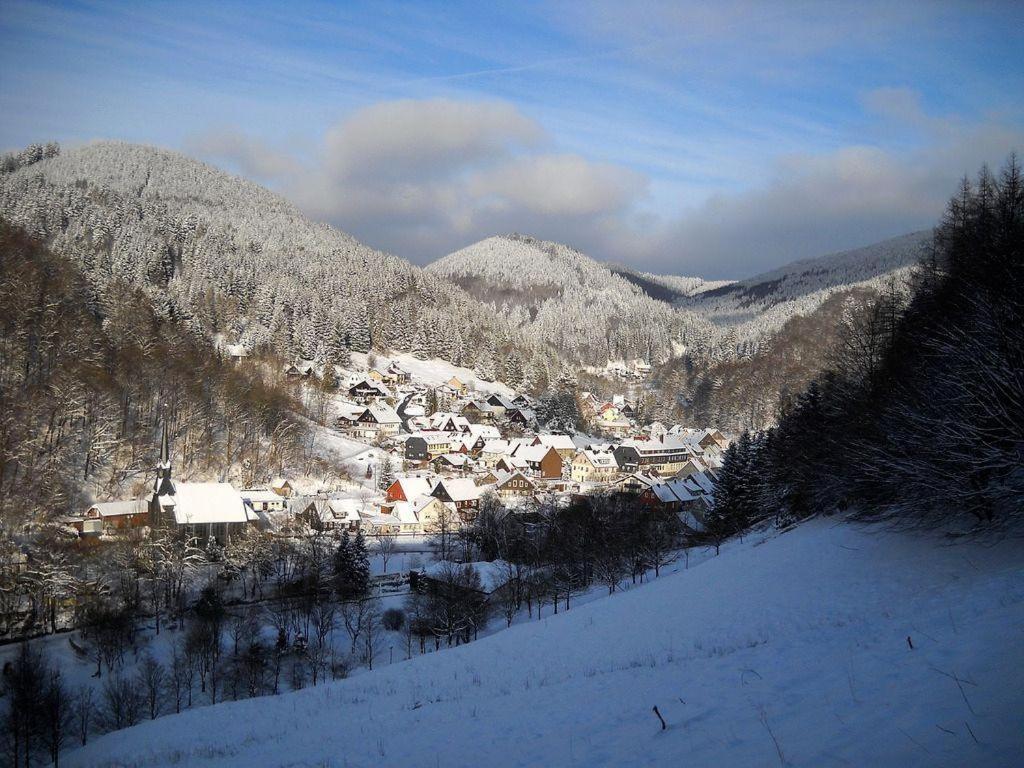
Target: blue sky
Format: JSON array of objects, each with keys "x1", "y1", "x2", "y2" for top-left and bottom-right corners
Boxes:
[{"x1": 2, "y1": 1, "x2": 1022, "y2": 277}]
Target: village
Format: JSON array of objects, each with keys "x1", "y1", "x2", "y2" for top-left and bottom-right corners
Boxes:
[{"x1": 65, "y1": 353, "x2": 727, "y2": 554}]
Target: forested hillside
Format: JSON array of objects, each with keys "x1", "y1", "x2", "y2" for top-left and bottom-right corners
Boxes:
[
  {"x1": 0, "y1": 143, "x2": 554, "y2": 389},
  {"x1": 712, "y1": 157, "x2": 1023, "y2": 536},
  {"x1": 0, "y1": 222, "x2": 304, "y2": 526},
  {"x1": 677, "y1": 231, "x2": 929, "y2": 353},
  {"x1": 428, "y1": 234, "x2": 718, "y2": 364}
]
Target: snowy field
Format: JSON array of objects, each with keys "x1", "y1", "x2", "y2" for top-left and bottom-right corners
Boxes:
[
  {"x1": 351, "y1": 351, "x2": 515, "y2": 397},
  {"x1": 64, "y1": 518, "x2": 1024, "y2": 767}
]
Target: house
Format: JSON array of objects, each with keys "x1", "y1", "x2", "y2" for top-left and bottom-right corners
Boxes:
[
  {"x1": 446, "y1": 376, "x2": 467, "y2": 394},
  {"x1": 387, "y1": 361, "x2": 412, "y2": 385},
  {"x1": 405, "y1": 431, "x2": 456, "y2": 461},
  {"x1": 612, "y1": 471, "x2": 661, "y2": 495},
  {"x1": 382, "y1": 494, "x2": 445, "y2": 535},
  {"x1": 613, "y1": 437, "x2": 697, "y2": 475},
  {"x1": 293, "y1": 497, "x2": 363, "y2": 533},
  {"x1": 432, "y1": 453, "x2": 471, "y2": 474},
  {"x1": 494, "y1": 470, "x2": 536, "y2": 500},
  {"x1": 485, "y1": 393, "x2": 515, "y2": 416},
  {"x1": 532, "y1": 434, "x2": 576, "y2": 461},
  {"x1": 428, "y1": 412, "x2": 471, "y2": 434},
  {"x1": 461, "y1": 400, "x2": 497, "y2": 422},
  {"x1": 494, "y1": 455, "x2": 530, "y2": 475},
  {"x1": 513, "y1": 444, "x2": 563, "y2": 479},
  {"x1": 224, "y1": 343, "x2": 249, "y2": 363},
  {"x1": 77, "y1": 499, "x2": 150, "y2": 536},
  {"x1": 430, "y1": 478, "x2": 481, "y2": 521},
  {"x1": 386, "y1": 475, "x2": 436, "y2": 503},
  {"x1": 570, "y1": 449, "x2": 619, "y2": 484},
  {"x1": 348, "y1": 379, "x2": 392, "y2": 404},
  {"x1": 505, "y1": 407, "x2": 535, "y2": 429},
  {"x1": 240, "y1": 489, "x2": 287, "y2": 516},
  {"x1": 351, "y1": 403, "x2": 402, "y2": 440}
]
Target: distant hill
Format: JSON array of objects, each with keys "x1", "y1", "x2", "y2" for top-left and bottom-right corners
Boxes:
[
  {"x1": 677, "y1": 231, "x2": 931, "y2": 345},
  {"x1": 428, "y1": 234, "x2": 716, "y2": 364}
]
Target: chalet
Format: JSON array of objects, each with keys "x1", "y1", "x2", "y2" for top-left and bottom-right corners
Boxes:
[
  {"x1": 224, "y1": 344, "x2": 249, "y2": 363},
  {"x1": 511, "y1": 392, "x2": 533, "y2": 408},
  {"x1": 570, "y1": 449, "x2": 619, "y2": 484},
  {"x1": 446, "y1": 376, "x2": 467, "y2": 394},
  {"x1": 348, "y1": 379, "x2": 392, "y2": 404},
  {"x1": 352, "y1": 403, "x2": 402, "y2": 440},
  {"x1": 495, "y1": 455, "x2": 529, "y2": 475},
  {"x1": 430, "y1": 478, "x2": 481, "y2": 521},
  {"x1": 485, "y1": 393, "x2": 516, "y2": 416},
  {"x1": 613, "y1": 437, "x2": 697, "y2": 475},
  {"x1": 461, "y1": 400, "x2": 496, "y2": 422},
  {"x1": 428, "y1": 412, "x2": 471, "y2": 434},
  {"x1": 613, "y1": 471, "x2": 661, "y2": 495},
  {"x1": 366, "y1": 367, "x2": 387, "y2": 383},
  {"x1": 387, "y1": 361, "x2": 411, "y2": 384},
  {"x1": 77, "y1": 499, "x2": 150, "y2": 536},
  {"x1": 494, "y1": 471, "x2": 536, "y2": 500}
]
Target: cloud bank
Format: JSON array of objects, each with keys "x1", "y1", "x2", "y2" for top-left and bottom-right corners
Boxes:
[{"x1": 192, "y1": 94, "x2": 1021, "y2": 279}]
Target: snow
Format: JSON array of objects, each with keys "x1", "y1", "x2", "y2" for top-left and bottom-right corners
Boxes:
[
  {"x1": 63, "y1": 519, "x2": 1024, "y2": 767},
  {"x1": 351, "y1": 352, "x2": 515, "y2": 398},
  {"x1": 165, "y1": 482, "x2": 248, "y2": 525}
]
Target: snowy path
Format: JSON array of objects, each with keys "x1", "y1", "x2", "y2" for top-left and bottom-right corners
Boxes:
[{"x1": 65, "y1": 519, "x2": 1024, "y2": 767}]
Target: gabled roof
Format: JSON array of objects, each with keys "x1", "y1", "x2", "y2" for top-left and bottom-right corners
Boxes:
[
  {"x1": 86, "y1": 499, "x2": 149, "y2": 518},
  {"x1": 391, "y1": 476, "x2": 435, "y2": 499},
  {"x1": 534, "y1": 434, "x2": 575, "y2": 451},
  {"x1": 433, "y1": 478, "x2": 481, "y2": 503},
  {"x1": 363, "y1": 402, "x2": 402, "y2": 424},
  {"x1": 161, "y1": 482, "x2": 249, "y2": 525}
]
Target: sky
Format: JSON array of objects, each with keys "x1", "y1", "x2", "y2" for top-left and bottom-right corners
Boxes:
[{"x1": 1, "y1": 1, "x2": 1022, "y2": 278}]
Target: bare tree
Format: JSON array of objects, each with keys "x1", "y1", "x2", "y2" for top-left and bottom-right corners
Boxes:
[{"x1": 373, "y1": 529, "x2": 399, "y2": 574}]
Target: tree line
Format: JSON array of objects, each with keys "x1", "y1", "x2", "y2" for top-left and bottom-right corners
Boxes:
[{"x1": 710, "y1": 157, "x2": 1023, "y2": 538}]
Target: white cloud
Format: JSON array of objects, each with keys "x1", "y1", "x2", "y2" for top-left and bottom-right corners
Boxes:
[{"x1": 189, "y1": 93, "x2": 1022, "y2": 279}]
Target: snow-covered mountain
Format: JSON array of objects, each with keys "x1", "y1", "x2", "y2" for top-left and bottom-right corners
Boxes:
[
  {"x1": 677, "y1": 231, "x2": 931, "y2": 346},
  {"x1": 63, "y1": 518, "x2": 1024, "y2": 767},
  {"x1": 428, "y1": 234, "x2": 716, "y2": 364},
  {"x1": 0, "y1": 142, "x2": 546, "y2": 376}
]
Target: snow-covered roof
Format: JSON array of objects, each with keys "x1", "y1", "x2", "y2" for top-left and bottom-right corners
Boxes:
[
  {"x1": 434, "y1": 478, "x2": 480, "y2": 502},
  {"x1": 392, "y1": 476, "x2": 435, "y2": 499},
  {"x1": 365, "y1": 402, "x2": 402, "y2": 424},
  {"x1": 86, "y1": 499, "x2": 149, "y2": 518},
  {"x1": 164, "y1": 482, "x2": 248, "y2": 525},
  {"x1": 535, "y1": 434, "x2": 575, "y2": 451},
  {"x1": 240, "y1": 489, "x2": 284, "y2": 504}
]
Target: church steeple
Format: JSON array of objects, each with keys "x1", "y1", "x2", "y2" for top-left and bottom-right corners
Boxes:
[{"x1": 154, "y1": 419, "x2": 175, "y2": 496}]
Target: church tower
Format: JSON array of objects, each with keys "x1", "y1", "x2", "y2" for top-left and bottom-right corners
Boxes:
[{"x1": 153, "y1": 420, "x2": 175, "y2": 497}]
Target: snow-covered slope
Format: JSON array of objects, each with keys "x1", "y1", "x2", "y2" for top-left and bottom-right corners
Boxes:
[
  {"x1": 678, "y1": 231, "x2": 930, "y2": 344},
  {"x1": 67, "y1": 519, "x2": 1024, "y2": 767},
  {"x1": 0, "y1": 142, "x2": 533, "y2": 371},
  {"x1": 428, "y1": 234, "x2": 714, "y2": 363}
]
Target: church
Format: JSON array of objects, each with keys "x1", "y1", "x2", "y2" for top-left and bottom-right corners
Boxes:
[{"x1": 149, "y1": 425, "x2": 253, "y2": 545}]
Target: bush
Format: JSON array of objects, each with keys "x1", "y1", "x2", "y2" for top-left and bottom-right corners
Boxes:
[{"x1": 381, "y1": 608, "x2": 405, "y2": 632}]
